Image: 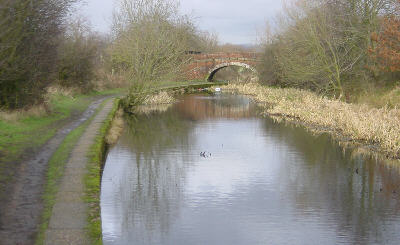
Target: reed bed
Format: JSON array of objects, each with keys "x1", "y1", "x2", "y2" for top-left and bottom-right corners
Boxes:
[
  {"x1": 143, "y1": 91, "x2": 175, "y2": 105},
  {"x1": 221, "y1": 83, "x2": 400, "y2": 158}
]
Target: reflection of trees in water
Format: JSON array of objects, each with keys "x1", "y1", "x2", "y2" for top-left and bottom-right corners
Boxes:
[
  {"x1": 112, "y1": 109, "x2": 195, "y2": 242},
  {"x1": 104, "y1": 94, "x2": 263, "y2": 243},
  {"x1": 124, "y1": 109, "x2": 194, "y2": 155},
  {"x1": 261, "y1": 117, "x2": 400, "y2": 243},
  {"x1": 176, "y1": 94, "x2": 259, "y2": 120}
]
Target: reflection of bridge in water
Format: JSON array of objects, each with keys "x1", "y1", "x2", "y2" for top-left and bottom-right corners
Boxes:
[{"x1": 176, "y1": 94, "x2": 258, "y2": 120}]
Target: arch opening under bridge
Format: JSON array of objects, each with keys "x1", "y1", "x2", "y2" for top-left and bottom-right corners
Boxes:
[{"x1": 206, "y1": 62, "x2": 258, "y2": 82}]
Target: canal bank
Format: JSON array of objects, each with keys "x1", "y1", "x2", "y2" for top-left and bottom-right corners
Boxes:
[
  {"x1": 0, "y1": 92, "x2": 121, "y2": 245},
  {"x1": 40, "y1": 82, "x2": 223, "y2": 245},
  {"x1": 100, "y1": 93, "x2": 400, "y2": 245},
  {"x1": 43, "y1": 98, "x2": 119, "y2": 245},
  {"x1": 218, "y1": 83, "x2": 400, "y2": 160}
]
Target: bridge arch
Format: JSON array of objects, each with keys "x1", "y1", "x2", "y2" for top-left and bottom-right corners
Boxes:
[{"x1": 206, "y1": 62, "x2": 258, "y2": 82}]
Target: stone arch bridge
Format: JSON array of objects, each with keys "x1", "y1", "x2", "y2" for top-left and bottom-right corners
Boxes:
[{"x1": 185, "y1": 52, "x2": 262, "y2": 81}]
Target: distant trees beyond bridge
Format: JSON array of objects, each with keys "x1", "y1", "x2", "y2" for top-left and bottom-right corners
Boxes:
[{"x1": 185, "y1": 52, "x2": 262, "y2": 81}]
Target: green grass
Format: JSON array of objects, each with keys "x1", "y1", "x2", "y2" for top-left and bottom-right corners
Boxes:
[
  {"x1": 0, "y1": 94, "x2": 92, "y2": 197},
  {"x1": 34, "y1": 115, "x2": 94, "y2": 245},
  {"x1": 1, "y1": 95, "x2": 88, "y2": 162},
  {"x1": 0, "y1": 89, "x2": 124, "y2": 190},
  {"x1": 91, "y1": 88, "x2": 126, "y2": 96},
  {"x1": 34, "y1": 98, "x2": 114, "y2": 245},
  {"x1": 85, "y1": 98, "x2": 120, "y2": 245}
]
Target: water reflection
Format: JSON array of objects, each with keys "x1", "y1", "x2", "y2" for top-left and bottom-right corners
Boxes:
[
  {"x1": 175, "y1": 94, "x2": 258, "y2": 120},
  {"x1": 101, "y1": 94, "x2": 400, "y2": 245}
]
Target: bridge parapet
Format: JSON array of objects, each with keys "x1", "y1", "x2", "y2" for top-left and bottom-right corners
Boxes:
[{"x1": 185, "y1": 52, "x2": 262, "y2": 81}]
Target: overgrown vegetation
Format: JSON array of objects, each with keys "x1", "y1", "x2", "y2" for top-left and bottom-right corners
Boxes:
[
  {"x1": 259, "y1": 0, "x2": 400, "y2": 100},
  {"x1": 0, "y1": 1, "x2": 125, "y2": 110},
  {"x1": 57, "y1": 17, "x2": 107, "y2": 93},
  {"x1": 111, "y1": 0, "x2": 218, "y2": 110},
  {"x1": 221, "y1": 83, "x2": 400, "y2": 159},
  {"x1": 0, "y1": 0, "x2": 77, "y2": 108}
]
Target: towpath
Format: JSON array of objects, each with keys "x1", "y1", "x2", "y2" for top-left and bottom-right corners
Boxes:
[
  {"x1": 0, "y1": 96, "x2": 115, "y2": 245},
  {"x1": 44, "y1": 98, "x2": 115, "y2": 245}
]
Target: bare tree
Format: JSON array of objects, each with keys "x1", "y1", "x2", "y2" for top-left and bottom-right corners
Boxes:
[
  {"x1": 112, "y1": 0, "x2": 193, "y2": 83},
  {"x1": 58, "y1": 17, "x2": 106, "y2": 92},
  {"x1": 111, "y1": 0, "x2": 208, "y2": 109},
  {"x1": 260, "y1": 0, "x2": 399, "y2": 97}
]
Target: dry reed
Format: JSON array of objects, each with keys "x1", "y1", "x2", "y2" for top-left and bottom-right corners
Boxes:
[
  {"x1": 220, "y1": 83, "x2": 400, "y2": 158},
  {"x1": 105, "y1": 108, "x2": 125, "y2": 145},
  {"x1": 143, "y1": 91, "x2": 175, "y2": 105}
]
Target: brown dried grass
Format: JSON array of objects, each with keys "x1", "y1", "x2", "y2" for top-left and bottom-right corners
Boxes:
[
  {"x1": 221, "y1": 83, "x2": 400, "y2": 158},
  {"x1": 46, "y1": 85, "x2": 77, "y2": 97},
  {"x1": 94, "y1": 69, "x2": 128, "y2": 90},
  {"x1": 143, "y1": 91, "x2": 175, "y2": 105},
  {"x1": 105, "y1": 109, "x2": 125, "y2": 145},
  {"x1": 0, "y1": 105, "x2": 48, "y2": 122}
]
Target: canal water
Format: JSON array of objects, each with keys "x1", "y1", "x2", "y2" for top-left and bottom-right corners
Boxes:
[{"x1": 101, "y1": 94, "x2": 400, "y2": 245}]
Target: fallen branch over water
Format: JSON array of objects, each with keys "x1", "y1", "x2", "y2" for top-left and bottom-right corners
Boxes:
[{"x1": 220, "y1": 83, "x2": 400, "y2": 159}]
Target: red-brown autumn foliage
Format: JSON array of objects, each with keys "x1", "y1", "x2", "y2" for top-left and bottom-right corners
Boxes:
[{"x1": 370, "y1": 2, "x2": 400, "y2": 72}]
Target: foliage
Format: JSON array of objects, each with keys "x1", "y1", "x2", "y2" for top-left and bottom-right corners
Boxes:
[
  {"x1": 58, "y1": 17, "x2": 106, "y2": 92},
  {"x1": 111, "y1": 0, "x2": 212, "y2": 110},
  {"x1": 111, "y1": 0, "x2": 193, "y2": 85},
  {"x1": 370, "y1": 3, "x2": 400, "y2": 74},
  {"x1": 260, "y1": 0, "x2": 399, "y2": 98},
  {"x1": 222, "y1": 83, "x2": 400, "y2": 158},
  {"x1": 0, "y1": 0, "x2": 77, "y2": 109}
]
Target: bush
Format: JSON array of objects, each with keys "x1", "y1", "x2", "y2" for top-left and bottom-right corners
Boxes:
[
  {"x1": 0, "y1": 0, "x2": 76, "y2": 109},
  {"x1": 58, "y1": 18, "x2": 105, "y2": 92}
]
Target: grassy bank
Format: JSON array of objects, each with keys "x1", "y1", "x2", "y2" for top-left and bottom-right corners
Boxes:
[
  {"x1": 0, "y1": 89, "x2": 124, "y2": 190},
  {"x1": 85, "y1": 98, "x2": 120, "y2": 245},
  {"x1": 220, "y1": 83, "x2": 400, "y2": 159}
]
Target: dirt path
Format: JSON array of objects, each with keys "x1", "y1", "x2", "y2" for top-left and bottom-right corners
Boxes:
[
  {"x1": 44, "y1": 99, "x2": 115, "y2": 245},
  {"x1": 0, "y1": 96, "x2": 113, "y2": 245}
]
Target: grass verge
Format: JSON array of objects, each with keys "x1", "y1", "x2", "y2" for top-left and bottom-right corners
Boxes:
[
  {"x1": 220, "y1": 83, "x2": 400, "y2": 159},
  {"x1": 34, "y1": 99, "x2": 108, "y2": 245},
  {"x1": 0, "y1": 89, "x2": 123, "y2": 195},
  {"x1": 85, "y1": 98, "x2": 120, "y2": 245}
]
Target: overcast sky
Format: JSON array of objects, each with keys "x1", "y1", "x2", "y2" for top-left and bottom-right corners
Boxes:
[{"x1": 78, "y1": 0, "x2": 283, "y2": 44}]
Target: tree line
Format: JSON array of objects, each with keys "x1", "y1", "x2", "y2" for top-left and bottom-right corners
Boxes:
[
  {"x1": 2, "y1": 0, "x2": 398, "y2": 110},
  {"x1": 259, "y1": 0, "x2": 400, "y2": 100},
  {"x1": 0, "y1": 0, "x2": 218, "y2": 110},
  {"x1": 0, "y1": 0, "x2": 77, "y2": 108}
]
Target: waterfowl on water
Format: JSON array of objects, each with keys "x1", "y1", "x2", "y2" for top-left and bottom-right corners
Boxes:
[{"x1": 200, "y1": 151, "x2": 211, "y2": 158}]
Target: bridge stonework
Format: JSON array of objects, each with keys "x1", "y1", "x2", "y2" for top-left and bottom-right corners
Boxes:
[{"x1": 185, "y1": 52, "x2": 262, "y2": 81}]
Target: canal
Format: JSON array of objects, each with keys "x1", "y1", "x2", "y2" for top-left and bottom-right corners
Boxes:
[{"x1": 101, "y1": 93, "x2": 400, "y2": 245}]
